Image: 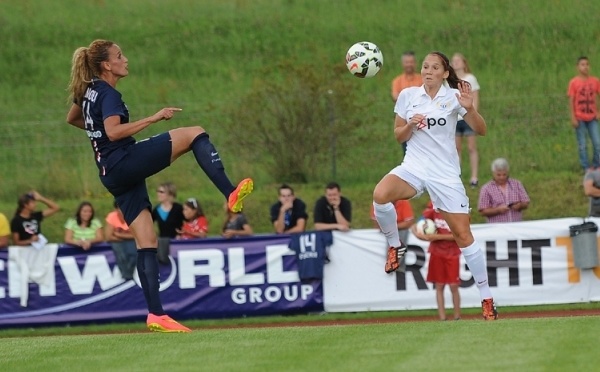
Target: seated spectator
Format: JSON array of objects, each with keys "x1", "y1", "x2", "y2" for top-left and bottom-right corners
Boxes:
[
  {"x1": 583, "y1": 169, "x2": 600, "y2": 217},
  {"x1": 478, "y1": 158, "x2": 530, "y2": 223},
  {"x1": 10, "y1": 191, "x2": 60, "y2": 247},
  {"x1": 152, "y1": 182, "x2": 184, "y2": 263},
  {"x1": 270, "y1": 184, "x2": 308, "y2": 234},
  {"x1": 105, "y1": 201, "x2": 137, "y2": 280},
  {"x1": 64, "y1": 201, "x2": 104, "y2": 251},
  {"x1": 222, "y1": 202, "x2": 253, "y2": 239},
  {"x1": 176, "y1": 198, "x2": 208, "y2": 239},
  {"x1": 314, "y1": 182, "x2": 352, "y2": 231},
  {"x1": 0, "y1": 212, "x2": 9, "y2": 248}
]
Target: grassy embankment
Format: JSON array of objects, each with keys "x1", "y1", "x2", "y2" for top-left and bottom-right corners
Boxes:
[{"x1": 1, "y1": 0, "x2": 598, "y2": 241}]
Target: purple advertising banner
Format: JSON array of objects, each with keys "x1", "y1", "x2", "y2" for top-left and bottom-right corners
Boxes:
[{"x1": 0, "y1": 235, "x2": 323, "y2": 328}]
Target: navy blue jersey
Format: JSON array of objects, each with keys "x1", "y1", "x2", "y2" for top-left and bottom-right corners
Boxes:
[
  {"x1": 288, "y1": 231, "x2": 333, "y2": 280},
  {"x1": 81, "y1": 79, "x2": 135, "y2": 174}
]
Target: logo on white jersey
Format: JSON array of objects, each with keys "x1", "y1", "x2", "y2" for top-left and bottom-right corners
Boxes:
[{"x1": 417, "y1": 117, "x2": 447, "y2": 131}]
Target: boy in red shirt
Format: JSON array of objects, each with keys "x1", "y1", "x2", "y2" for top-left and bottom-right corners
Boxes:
[
  {"x1": 412, "y1": 201, "x2": 461, "y2": 321},
  {"x1": 567, "y1": 56, "x2": 600, "y2": 172}
]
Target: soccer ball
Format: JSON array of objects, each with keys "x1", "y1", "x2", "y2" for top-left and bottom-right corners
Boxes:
[
  {"x1": 415, "y1": 218, "x2": 437, "y2": 235},
  {"x1": 345, "y1": 41, "x2": 383, "y2": 78}
]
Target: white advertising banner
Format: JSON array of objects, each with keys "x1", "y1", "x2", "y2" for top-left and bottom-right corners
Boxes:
[{"x1": 323, "y1": 218, "x2": 600, "y2": 312}]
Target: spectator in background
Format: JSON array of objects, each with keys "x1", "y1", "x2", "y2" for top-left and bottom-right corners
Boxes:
[
  {"x1": 391, "y1": 51, "x2": 423, "y2": 154},
  {"x1": 370, "y1": 200, "x2": 414, "y2": 271},
  {"x1": 105, "y1": 201, "x2": 137, "y2": 280},
  {"x1": 452, "y1": 53, "x2": 481, "y2": 188},
  {"x1": 11, "y1": 191, "x2": 60, "y2": 246},
  {"x1": 412, "y1": 200, "x2": 462, "y2": 321},
  {"x1": 391, "y1": 51, "x2": 423, "y2": 102},
  {"x1": 314, "y1": 182, "x2": 351, "y2": 231},
  {"x1": 64, "y1": 201, "x2": 104, "y2": 251},
  {"x1": 478, "y1": 158, "x2": 530, "y2": 223},
  {"x1": 152, "y1": 182, "x2": 184, "y2": 263},
  {"x1": 582, "y1": 169, "x2": 600, "y2": 216},
  {"x1": 270, "y1": 184, "x2": 308, "y2": 234},
  {"x1": 567, "y1": 56, "x2": 600, "y2": 173},
  {"x1": 222, "y1": 202, "x2": 253, "y2": 239},
  {"x1": 176, "y1": 198, "x2": 208, "y2": 239},
  {"x1": 0, "y1": 212, "x2": 9, "y2": 248}
]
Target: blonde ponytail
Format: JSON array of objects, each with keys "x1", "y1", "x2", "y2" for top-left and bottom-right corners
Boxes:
[{"x1": 67, "y1": 40, "x2": 114, "y2": 105}]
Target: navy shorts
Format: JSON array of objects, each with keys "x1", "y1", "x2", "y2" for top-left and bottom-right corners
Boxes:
[
  {"x1": 455, "y1": 119, "x2": 475, "y2": 136},
  {"x1": 100, "y1": 132, "x2": 172, "y2": 225}
]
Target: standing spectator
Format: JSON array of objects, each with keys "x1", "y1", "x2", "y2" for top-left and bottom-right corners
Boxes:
[
  {"x1": 0, "y1": 212, "x2": 10, "y2": 248},
  {"x1": 105, "y1": 201, "x2": 137, "y2": 280},
  {"x1": 582, "y1": 169, "x2": 600, "y2": 216},
  {"x1": 176, "y1": 198, "x2": 208, "y2": 239},
  {"x1": 391, "y1": 51, "x2": 423, "y2": 154},
  {"x1": 270, "y1": 184, "x2": 308, "y2": 234},
  {"x1": 314, "y1": 182, "x2": 351, "y2": 231},
  {"x1": 152, "y1": 182, "x2": 183, "y2": 264},
  {"x1": 11, "y1": 191, "x2": 60, "y2": 246},
  {"x1": 567, "y1": 56, "x2": 600, "y2": 172},
  {"x1": 152, "y1": 182, "x2": 184, "y2": 238},
  {"x1": 391, "y1": 51, "x2": 423, "y2": 102},
  {"x1": 64, "y1": 201, "x2": 104, "y2": 251},
  {"x1": 222, "y1": 202, "x2": 253, "y2": 239},
  {"x1": 370, "y1": 200, "x2": 414, "y2": 272},
  {"x1": 478, "y1": 158, "x2": 530, "y2": 223},
  {"x1": 452, "y1": 53, "x2": 481, "y2": 188},
  {"x1": 152, "y1": 182, "x2": 184, "y2": 263},
  {"x1": 412, "y1": 201, "x2": 462, "y2": 321}
]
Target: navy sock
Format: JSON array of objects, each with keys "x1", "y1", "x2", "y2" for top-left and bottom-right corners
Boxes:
[
  {"x1": 137, "y1": 248, "x2": 165, "y2": 316},
  {"x1": 191, "y1": 133, "x2": 236, "y2": 198}
]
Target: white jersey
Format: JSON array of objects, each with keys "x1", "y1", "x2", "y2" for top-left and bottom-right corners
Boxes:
[
  {"x1": 395, "y1": 85, "x2": 467, "y2": 181},
  {"x1": 458, "y1": 73, "x2": 479, "y2": 121}
]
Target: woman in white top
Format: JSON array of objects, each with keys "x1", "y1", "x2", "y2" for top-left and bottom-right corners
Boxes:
[
  {"x1": 451, "y1": 53, "x2": 480, "y2": 188},
  {"x1": 372, "y1": 51, "x2": 497, "y2": 320}
]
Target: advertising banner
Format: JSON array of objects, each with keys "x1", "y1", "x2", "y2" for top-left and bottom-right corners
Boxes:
[
  {"x1": 323, "y1": 218, "x2": 600, "y2": 312},
  {"x1": 0, "y1": 236, "x2": 323, "y2": 327}
]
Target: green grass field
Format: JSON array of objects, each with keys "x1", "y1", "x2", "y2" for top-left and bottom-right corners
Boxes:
[
  {"x1": 1, "y1": 316, "x2": 597, "y2": 371},
  {"x1": 1, "y1": 0, "x2": 599, "y2": 242}
]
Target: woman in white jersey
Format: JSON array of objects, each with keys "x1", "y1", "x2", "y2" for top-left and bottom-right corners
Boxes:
[
  {"x1": 372, "y1": 51, "x2": 497, "y2": 320},
  {"x1": 452, "y1": 53, "x2": 480, "y2": 188}
]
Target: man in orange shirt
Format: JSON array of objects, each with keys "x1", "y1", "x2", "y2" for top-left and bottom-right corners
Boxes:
[
  {"x1": 391, "y1": 51, "x2": 423, "y2": 154},
  {"x1": 568, "y1": 56, "x2": 600, "y2": 172},
  {"x1": 391, "y1": 51, "x2": 423, "y2": 102}
]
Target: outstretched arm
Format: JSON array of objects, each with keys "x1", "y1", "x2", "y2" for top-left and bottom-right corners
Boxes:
[{"x1": 104, "y1": 108, "x2": 182, "y2": 141}]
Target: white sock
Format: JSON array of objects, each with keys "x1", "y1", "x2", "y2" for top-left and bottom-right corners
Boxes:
[
  {"x1": 461, "y1": 241, "x2": 493, "y2": 300},
  {"x1": 373, "y1": 201, "x2": 402, "y2": 248}
]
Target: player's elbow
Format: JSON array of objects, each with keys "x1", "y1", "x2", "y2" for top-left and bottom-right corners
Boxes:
[
  {"x1": 476, "y1": 124, "x2": 487, "y2": 136},
  {"x1": 105, "y1": 130, "x2": 120, "y2": 142}
]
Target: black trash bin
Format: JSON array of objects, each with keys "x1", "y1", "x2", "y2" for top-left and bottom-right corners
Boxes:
[{"x1": 569, "y1": 221, "x2": 599, "y2": 269}]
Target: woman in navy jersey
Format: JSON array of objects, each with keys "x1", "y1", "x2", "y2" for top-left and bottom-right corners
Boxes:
[
  {"x1": 372, "y1": 51, "x2": 498, "y2": 320},
  {"x1": 66, "y1": 40, "x2": 253, "y2": 332}
]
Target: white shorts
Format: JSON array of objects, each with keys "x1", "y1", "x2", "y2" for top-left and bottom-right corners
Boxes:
[{"x1": 389, "y1": 165, "x2": 470, "y2": 214}]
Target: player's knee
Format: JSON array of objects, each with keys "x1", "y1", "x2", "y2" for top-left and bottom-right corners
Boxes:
[
  {"x1": 453, "y1": 230, "x2": 473, "y2": 246},
  {"x1": 137, "y1": 238, "x2": 158, "y2": 248},
  {"x1": 189, "y1": 126, "x2": 205, "y2": 137},
  {"x1": 372, "y1": 187, "x2": 390, "y2": 204}
]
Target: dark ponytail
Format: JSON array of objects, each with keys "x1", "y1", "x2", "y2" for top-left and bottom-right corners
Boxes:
[
  {"x1": 429, "y1": 51, "x2": 470, "y2": 90},
  {"x1": 15, "y1": 194, "x2": 34, "y2": 216}
]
